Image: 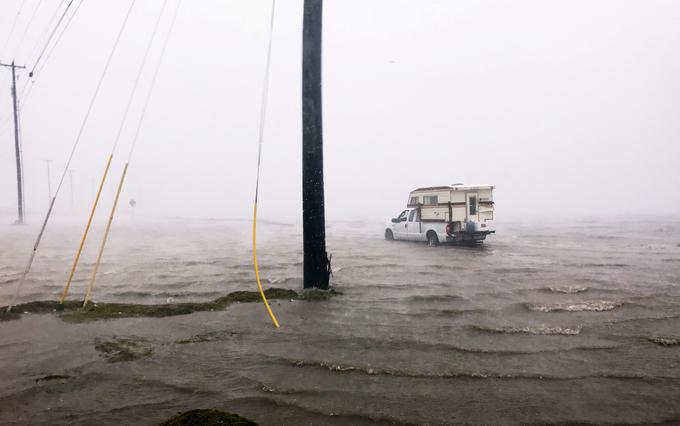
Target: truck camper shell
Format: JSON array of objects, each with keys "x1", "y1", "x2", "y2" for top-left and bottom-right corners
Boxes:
[{"x1": 407, "y1": 184, "x2": 494, "y2": 224}]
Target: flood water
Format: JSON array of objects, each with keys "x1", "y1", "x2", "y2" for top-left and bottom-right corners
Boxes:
[{"x1": 1, "y1": 218, "x2": 680, "y2": 425}]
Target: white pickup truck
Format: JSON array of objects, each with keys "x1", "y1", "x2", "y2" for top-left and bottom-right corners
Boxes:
[{"x1": 384, "y1": 184, "x2": 495, "y2": 246}]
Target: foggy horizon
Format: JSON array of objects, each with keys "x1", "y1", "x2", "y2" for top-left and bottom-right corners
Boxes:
[{"x1": 1, "y1": 0, "x2": 679, "y2": 224}]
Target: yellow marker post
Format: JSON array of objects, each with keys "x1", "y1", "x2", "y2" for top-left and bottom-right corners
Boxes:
[
  {"x1": 252, "y1": 203, "x2": 280, "y2": 328},
  {"x1": 60, "y1": 154, "x2": 113, "y2": 304},
  {"x1": 82, "y1": 163, "x2": 128, "y2": 307}
]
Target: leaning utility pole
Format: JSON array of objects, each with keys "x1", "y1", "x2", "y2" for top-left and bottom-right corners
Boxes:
[
  {"x1": 302, "y1": 0, "x2": 330, "y2": 289},
  {"x1": 1, "y1": 61, "x2": 27, "y2": 225}
]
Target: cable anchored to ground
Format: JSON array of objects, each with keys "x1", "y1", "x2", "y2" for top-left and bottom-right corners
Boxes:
[
  {"x1": 62, "y1": 0, "x2": 171, "y2": 305},
  {"x1": 7, "y1": 0, "x2": 138, "y2": 312},
  {"x1": 252, "y1": 0, "x2": 281, "y2": 328},
  {"x1": 83, "y1": 0, "x2": 183, "y2": 308}
]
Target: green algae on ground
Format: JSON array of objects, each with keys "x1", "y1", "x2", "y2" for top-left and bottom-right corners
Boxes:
[
  {"x1": 299, "y1": 287, "x2": 342, "y2": 301},
  {"x1": 0, "y1": 310, "x2": 21, "y2": 321},
  {"x1": 95, "y1": 336, "x2": 154, "y2": 363},
  {"x1": 1, "y1": 287, "x2": 339, "y2": 323},
  {"x1": 159, "y1": 409, "x2": 258, "y2": 426},
  {"x1": 61, "y1": 301, "x2": 218, "y2": 323}
]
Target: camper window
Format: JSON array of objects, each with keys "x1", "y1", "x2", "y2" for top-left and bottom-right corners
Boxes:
[
  {"x1": 409, "y1": 196, "x2": 419, "y2": 205},
  {"x1": 469, "y1": 196, "x2": 477, "y2": 215},
  {"x1": 423, "y1": 195, "x2": 438, "y2": 205}
]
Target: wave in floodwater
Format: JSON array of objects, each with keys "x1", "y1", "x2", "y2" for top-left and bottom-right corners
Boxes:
[
  {"x1": 405, "y1": 294, "x2": 464, "y2": 303},
  {"x1": 526, "y1": 301, "x2": 622, "y2": 312},
  {"x1": 492, "y1": 267, "x2": 542, "y2": 274},
  {"x1": 284, "y1": 359, "x2": 674, "y2": 382},
  {"x1": 547, "y1": 286, "x2": 588, "y2": 294},
  {"x1": 471, "y1": 324, "x2": 582, "y2": 335},
  {"x1": 648, "y1": 336, "x2": 680, "y2": 346},
  {"x1": 571, "y1": 263, "x2": 629, "y2": 268},
  {"x1": 0, "y1": 278, "x2": 18, "y2": 285}
]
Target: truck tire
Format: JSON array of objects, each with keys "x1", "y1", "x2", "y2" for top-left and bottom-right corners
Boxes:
[
  {"x1": 385, "y1": 229, "x2": 394, "y2": 240},
  {"x1": 427, "y1": 231, "x2": 439, "y2": 247}
]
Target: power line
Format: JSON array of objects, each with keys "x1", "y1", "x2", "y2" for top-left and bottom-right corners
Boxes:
[
  {"x1": 125, "y1": 0, "x2": 181, "y2": 164},
  {"x1": 26, "y1": 0, "x2": 67, "y2": 65},
  {"x1": 29, "y1": 0, "x2": 75, "y2": 78},
  {"x1": 16, "y1": 0, "x2": 84, "y2": 107},
  {"x1": 113, "y1": 0, "x2": 171, "y2": 156},
  {"x1": 0, "y1": 0, "x2": 29, "y2": 58},
  {"x1": 0, "y1": 0, "x2": 81, "y2": 136},
  {"x1": 12, "y1": 0, "x2": 46, "y2": 60}
]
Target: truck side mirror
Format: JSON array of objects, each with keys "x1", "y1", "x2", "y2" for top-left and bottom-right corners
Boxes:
[{"x1": 391, "y1": 218, "x2": 399, "y2": 223}]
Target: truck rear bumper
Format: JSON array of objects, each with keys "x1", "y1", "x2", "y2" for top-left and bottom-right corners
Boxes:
[{"x1": 446, "y1": 230, "x2": 495, "y2": 242}]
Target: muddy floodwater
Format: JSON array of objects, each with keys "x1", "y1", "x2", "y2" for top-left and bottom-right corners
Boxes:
[{"x1": 1, "y1": 218, "x2": 680, "y2": 425}]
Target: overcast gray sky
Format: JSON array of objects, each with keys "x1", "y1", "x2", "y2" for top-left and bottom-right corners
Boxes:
[{"x1": 0, "y1": 0, "x2": 678, "y2": 223}]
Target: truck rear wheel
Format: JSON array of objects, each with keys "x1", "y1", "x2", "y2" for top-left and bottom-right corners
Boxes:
[
  {"x1": 385, "y1": 229, "x2": 394, "y2": 240},
  {"x1": 427, "y1": 231, "x2": 439, "y2": 247}
]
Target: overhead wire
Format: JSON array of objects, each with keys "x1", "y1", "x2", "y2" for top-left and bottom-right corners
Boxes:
[
  {"x1": 7, "y1": 0, "x2": 138, "y2": 312},
  {"x1": 12, "y1": 0, "x2": 46, "y2": 60},
  {"x1": 0, "y1": 0, "x2": 30, "y2": 135},
  {"x1": 11, "y1": 0, "x2": 67, "y2": 112},
  {"x1": 26, "y1": 0, "x2": 67, "y2": 67},
  {"x1": 251, "y1": 0, "x2": 280, "y2": 328},
  {"x1": 15, "y1": 0, "x2": 83, "y2": 112},
  {"x1": 83, "y1": 0, "x2": 183, "y2": 307},
  {"x1": 1, "y1": 0, "x2": 29, "y2": 58},
  {"x1": 28, "y1": 0, "x2": 75, "y2": 77},
  {"x1": 61, "y1": 0, "x2": 172, "y2": 304},
  {"x1": 0, "y1": 0, "x2": 80, "y2": 140}
]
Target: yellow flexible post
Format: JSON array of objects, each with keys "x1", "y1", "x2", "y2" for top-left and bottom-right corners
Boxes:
[
  {"x1": 82, "y1": 163, "x2": 128, "y2": 307},
  {"x1": 252, "y1": 203, "x2": 280, "y2": 328},
  {"x1": 60, "y1": 154, "x2": 113, "y2": 304}
]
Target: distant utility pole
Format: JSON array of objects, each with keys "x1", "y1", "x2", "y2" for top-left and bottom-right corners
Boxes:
[
  {"x1": 45, "y1": 160, "x2": 53, "y2": 204},
  {"x1": 302, "y1": 0, "x2": 330, "y2": 289},
  {"x1": 0, "y1": 61, "x2": 27, "y2": 225}
]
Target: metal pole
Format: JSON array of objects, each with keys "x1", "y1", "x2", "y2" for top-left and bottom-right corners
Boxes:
[
  {"x1": 302, "y1": 0, "x2": 330, "y2": 289},
  {"x1": 1, "y1": 61, "x2": 27, "y2": 224}
]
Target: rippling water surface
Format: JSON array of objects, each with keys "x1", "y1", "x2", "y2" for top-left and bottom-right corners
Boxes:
[{"x1": 1, "y1": 218, "x2": 680, "y2": 425}]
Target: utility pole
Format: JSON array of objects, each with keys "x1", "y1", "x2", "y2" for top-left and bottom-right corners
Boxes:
[
  {"x1": 302, "y1": 0, "x2": 330, "y2": 289},
  {"x1": 45, "y1": 160, "x2": 53, "y2": 203},
  {"x1": 1, "y1": 61, "x2": 27, "y2": 225}
]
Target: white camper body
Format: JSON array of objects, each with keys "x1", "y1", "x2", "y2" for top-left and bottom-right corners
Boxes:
[{"x1": 385, "y1": 184, "x2": 495, "y2": 245}]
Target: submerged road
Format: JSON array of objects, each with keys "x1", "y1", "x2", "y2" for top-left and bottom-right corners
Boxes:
[{"x1": 1, "y1": 218, "x2": 680, "y2": 425}]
